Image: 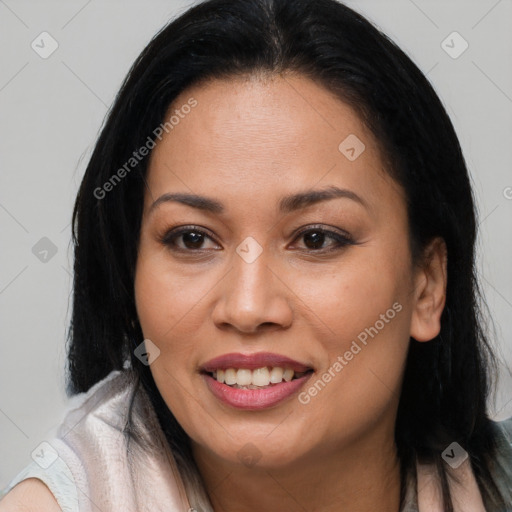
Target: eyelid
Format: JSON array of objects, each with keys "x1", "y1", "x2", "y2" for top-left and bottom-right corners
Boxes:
[
  {"x1": 291, "y1": 223, "x2": 353, "y2": 241},
  {"x1": 288, "y1": 225, "x2": 355, "y2": 253},
  {"x1": 158, "y1": 224, "x2": 219, "y2": 247}
]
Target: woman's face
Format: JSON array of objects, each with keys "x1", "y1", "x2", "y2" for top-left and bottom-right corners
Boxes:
[{"x1": 134, "y1": 73, "x2": 440, "y2": 470}]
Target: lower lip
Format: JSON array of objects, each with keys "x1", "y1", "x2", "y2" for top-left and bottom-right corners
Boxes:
[{"x1": 203, "y1": 372, "x2": 313, "y2": 410}]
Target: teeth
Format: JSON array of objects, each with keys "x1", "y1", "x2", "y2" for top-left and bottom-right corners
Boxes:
[
  {"x1": 252, "y1": 367, "x2": 270, "y2": 386},
  {"x1": 269, "y1": 367, "x2": 284, "y2": 384},
  {"x1": 212, "y1": 367, "x2": 307, "y2": 387},
  {"x1": 283, "y1": 368, "x2": 294, "y2": 382},
  {"x1": 224, "y1": 368, "x2": 237, "y2": 385},
  {"x1": 236, "y1": 369, "x2": 252, "y2": 386}
]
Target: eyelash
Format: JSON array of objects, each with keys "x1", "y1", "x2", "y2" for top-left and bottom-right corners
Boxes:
[{"x1": 158, "y1": 224, "x2": 355, "y2": 255}]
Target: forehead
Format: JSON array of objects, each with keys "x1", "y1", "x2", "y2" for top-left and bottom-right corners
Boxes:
[{"x1": 145, "y1": 73, "x2": 401, "y2": 215}]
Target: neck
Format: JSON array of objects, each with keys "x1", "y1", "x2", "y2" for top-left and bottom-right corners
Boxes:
[{"x1": 191, "y1": 425, "x2": 402, "y2": 512}]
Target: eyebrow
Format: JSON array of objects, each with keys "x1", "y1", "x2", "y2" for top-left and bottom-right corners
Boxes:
[{"x1": 148, "y1": 185, "x2": 369, "y2": 216}]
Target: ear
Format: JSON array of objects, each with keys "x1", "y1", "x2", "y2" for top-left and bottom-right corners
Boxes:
[{"x1": 410, "y1": 237, "x2": 447, "y2": 343}]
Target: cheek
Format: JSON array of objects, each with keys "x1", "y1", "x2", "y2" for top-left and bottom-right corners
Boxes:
[
  {"x1": 298, "y1": 242, "x2": 410, "y2": 350},
  {"x1": 134, "y1": 256, "x2": 203, "y2": 427},
  {"x1": 134, "y1": 249, "x2": 205, "y2": 343},
  {"x1": 295, "y1": 239, "x2": 412, "y2": 418},
  {"x1": 298, "y1": 302, "x2": 410, "y2": 449}
]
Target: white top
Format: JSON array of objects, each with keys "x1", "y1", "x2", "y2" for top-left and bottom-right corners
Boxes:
[
  {"x1": 2, "y1": 369, "x2": 512, "y2": 511},
  {"x1": 2, "y1": 370, "x2": 190, "y2": 512}
]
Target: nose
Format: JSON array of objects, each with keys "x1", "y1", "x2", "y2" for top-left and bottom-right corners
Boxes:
[{"x1": 211, "y1": 248, "x2": 293, "y2": 334}]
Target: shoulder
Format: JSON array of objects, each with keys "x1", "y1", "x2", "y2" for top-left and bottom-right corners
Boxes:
[
  {"x1": 0, "y1": 370, "x2": 133, "y2": 512},
  {"x1": 59, "y1": 369, "x2": 138, "y2": 431},
  {"x1": 0, "y1": 478, "x2": 62, "y2": 511}
]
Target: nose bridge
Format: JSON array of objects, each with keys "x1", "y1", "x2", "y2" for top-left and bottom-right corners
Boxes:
[
  {"x1": 233, "y1": 240, "x2": 270, "y2": 302},
  {"x1": 212, "y1": 237, "x2": 292, "y2": 332}
]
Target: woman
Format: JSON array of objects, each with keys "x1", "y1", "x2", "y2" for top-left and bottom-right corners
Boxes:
[{"x1": 2, "y1": 0, "x2": 511, "y2": 510}]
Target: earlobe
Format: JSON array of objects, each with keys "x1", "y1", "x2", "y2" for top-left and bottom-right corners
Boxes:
[{"x1": 410, "y1": 237, "x2": 447, "y2": 343}]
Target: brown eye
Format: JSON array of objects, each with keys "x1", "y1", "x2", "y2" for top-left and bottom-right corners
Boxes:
[
  {"x1": 159, "y1": 224, "x2": 355, "y2": 255},
  {"x1": 303, "y1": 231, "x2": 326, "y2": 250},
  {"x1": 160, "y1": 226, "x2": 219, "y2": 252},
  {"x1": 293, "y1": 226, "x2": 354, "y2": 253},
  {"x1": 180, "y1": 231, "x2": 206, "y2": 249}
]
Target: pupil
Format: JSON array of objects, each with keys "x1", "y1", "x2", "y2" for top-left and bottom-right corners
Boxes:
[
  {"x1": 304, "y1": 231, "x2": 324, "y2": 249},
  {"x1": 183, "y1": 231, "x2": 203, "y2": 248}
]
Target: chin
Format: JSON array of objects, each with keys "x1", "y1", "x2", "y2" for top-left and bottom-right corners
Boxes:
[{"x1": 199, "y1": 430, "x2": 311, "y2": 471}]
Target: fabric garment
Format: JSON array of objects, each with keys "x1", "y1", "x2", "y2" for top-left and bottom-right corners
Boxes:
[{"x1": 2, "y1": 369, "x2": 512, "y2": 511}]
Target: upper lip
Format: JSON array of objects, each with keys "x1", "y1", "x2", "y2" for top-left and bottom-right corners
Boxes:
[{"x1": 200, "y1": 352, "x2": 313, "y2": 373}]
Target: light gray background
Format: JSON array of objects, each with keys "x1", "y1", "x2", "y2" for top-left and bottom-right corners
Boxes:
[{"x1": 1, "y1": 0, "x2": 511, "y2": 489}]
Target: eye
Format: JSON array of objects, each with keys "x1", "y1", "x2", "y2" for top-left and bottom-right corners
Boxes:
[
  {"x1": 291, "y1": 225, "x2": 355, "y2": 253},
  {"x1": 158, "y1": 224, "x2": 355, "y2": 254},
  {"x1": 158, "y1": 225, "x2": 219, "y2": 252}
]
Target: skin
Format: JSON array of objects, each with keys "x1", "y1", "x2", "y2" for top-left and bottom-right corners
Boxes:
[
  {"x1": 134, "y1": 72, "x2": 447, "y2": 512},
  {"x1": 0, "y1": 478, "x2": 62, "y2": 511}
]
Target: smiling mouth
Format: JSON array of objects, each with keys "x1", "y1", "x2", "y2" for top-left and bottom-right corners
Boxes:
[{"x1": 203, "y1": 367, "x2": 314, "y2": 390}]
